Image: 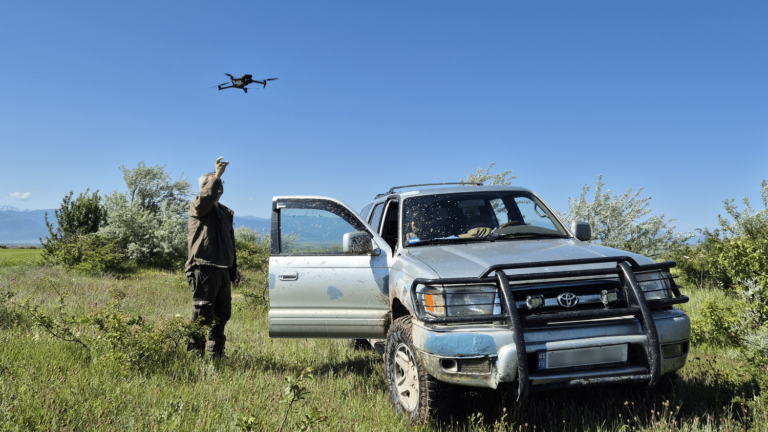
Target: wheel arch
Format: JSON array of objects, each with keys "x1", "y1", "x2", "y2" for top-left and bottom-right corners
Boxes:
[{"x1": 391, "y1": 297, "x2": 410, "y2": 321}]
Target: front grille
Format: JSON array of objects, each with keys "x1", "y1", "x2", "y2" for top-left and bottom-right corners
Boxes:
[{"x1": 512, "y1": 278, "x2": 628, "y2": 324}]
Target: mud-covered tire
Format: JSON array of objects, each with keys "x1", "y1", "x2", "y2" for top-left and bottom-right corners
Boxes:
[{"x1": 385, "y1": 316, "x2": 454, "y2": 423}]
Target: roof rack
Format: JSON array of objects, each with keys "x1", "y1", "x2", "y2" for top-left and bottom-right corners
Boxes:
[
  {"x1": 374, "y1": 182, "x2": 483, "y2": 199},
  {"x1": 387, "y1": 182, "x2": 482, "y2": 194}
]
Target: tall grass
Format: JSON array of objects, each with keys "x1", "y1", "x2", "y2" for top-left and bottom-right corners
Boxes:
[{"x1": 0, "y1": 264, "x2": 765, "y2": 431}]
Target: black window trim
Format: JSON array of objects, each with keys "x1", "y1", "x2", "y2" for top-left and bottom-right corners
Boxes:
[{"x1": 271, "y1": 198, "x2": 368, "y2": 255}]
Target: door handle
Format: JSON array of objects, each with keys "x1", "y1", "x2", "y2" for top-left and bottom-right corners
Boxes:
[{"x1": 279, "y1": 271, "x2": 298, "y2": 281}]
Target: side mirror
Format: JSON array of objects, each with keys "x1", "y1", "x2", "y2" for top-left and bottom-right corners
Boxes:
[
  {"x1": 343, "y1": 231, "x2": 378, "y2": 255},
  {"x1": 571, "y1": 221, "x2": 592, "y2": 241}
]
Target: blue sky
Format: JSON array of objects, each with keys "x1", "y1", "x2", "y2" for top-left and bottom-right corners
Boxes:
[{"x1": 1, "y1": 1, "x2": 766, "y2": 232}]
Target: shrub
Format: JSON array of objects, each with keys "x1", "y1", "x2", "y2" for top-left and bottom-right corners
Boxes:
[
  {"x1": 689, "y1": 299, "x2": 742, "y2": 347},
  {"x1": 561, "y1": 176, "x2": 693, "y2": 257},
  {"x1": 40, "y1": 189, "x2": 107, "y2": 266},
  {"x1": 83, "y1": 306, "x2": 206, "y2": 373},
  {"x1": 54, "y1": 233, "x2": 125, "y2": 275},
  {"x1": 720, "y1": 238, "x2": 768, "y2": 291},
  {"x1": 234, "y1": 226, "x2": 270, "y2": 271},
  {"x1": 24, "y1": 280, "x2": 208, "y2": 373},
  {"x1": 99, "y1": 162, "x2": 191, "y2": 268}
]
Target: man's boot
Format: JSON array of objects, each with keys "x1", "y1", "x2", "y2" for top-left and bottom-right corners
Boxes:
[
  {"x1": 187, "y1": 336, "x2": 205, "y2": 357},
  {"x1": 208, "y1": 328, "x2": 226, "y2": 359}
]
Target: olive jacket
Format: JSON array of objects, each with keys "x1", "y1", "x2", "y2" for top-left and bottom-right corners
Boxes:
[{"x1": 184, "y1": 177, "x2": 238, "y2": 281}]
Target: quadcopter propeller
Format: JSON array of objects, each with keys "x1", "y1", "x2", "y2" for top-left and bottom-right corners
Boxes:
[
  {"x1": 224, "y1": 73, "x2": 234, "y2": 79},
  {"x1": 261, "y1": 78, "x2": 278, "y2": 88}
]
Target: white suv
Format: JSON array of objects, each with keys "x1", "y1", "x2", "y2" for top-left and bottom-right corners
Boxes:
[{"x1": 267, "y1": 183, "x2": 691, "y2": 422}]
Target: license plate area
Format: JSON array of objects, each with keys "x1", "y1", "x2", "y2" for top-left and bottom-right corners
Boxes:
[{"x1": 537, "y1": 344, "x2": 628, "y2": 372}]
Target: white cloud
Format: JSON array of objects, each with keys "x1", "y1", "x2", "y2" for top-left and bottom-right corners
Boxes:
[{"x1": 10, "y1": 192, "x2": 31, "y2": 200}]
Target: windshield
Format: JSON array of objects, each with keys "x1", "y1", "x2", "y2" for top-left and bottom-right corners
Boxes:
[{"x1": 402, "y1": 191, "x2": 569, "y2": 246}]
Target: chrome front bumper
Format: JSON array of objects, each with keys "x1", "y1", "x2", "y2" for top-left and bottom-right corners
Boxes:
[{"x1": 412, "y1": 308, "x2": 690, "y2": 390}]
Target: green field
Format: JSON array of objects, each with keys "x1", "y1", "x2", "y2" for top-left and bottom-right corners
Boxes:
[
  {"x1": 0, "y1": 248, "x2": 41, "y2": 269},
  {"x1": 0, "y1": 262, "x2": 765, "y2": 431}
]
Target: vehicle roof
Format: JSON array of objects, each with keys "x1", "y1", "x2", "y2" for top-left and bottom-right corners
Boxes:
[{"x1": 371, "y1": 185, "x2": 534, "y2": 203}]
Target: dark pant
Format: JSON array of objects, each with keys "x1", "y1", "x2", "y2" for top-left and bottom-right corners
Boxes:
[{"x1": 187, "y1": 266, "x2": 232, "y2": 357}]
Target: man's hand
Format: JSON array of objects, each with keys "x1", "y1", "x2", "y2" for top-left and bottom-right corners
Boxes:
[{"x1": 214, "y1": 156, "x2": 229, "y2": 179}]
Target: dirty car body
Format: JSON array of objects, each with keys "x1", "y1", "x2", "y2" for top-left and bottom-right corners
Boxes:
[{"x1": 267, "y1": 185, "x2": 690, "y2": 404}]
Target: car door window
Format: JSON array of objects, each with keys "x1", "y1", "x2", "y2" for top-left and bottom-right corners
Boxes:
[
  {"x1": 369, "y1": 203, "x2": 385, "y2": 233},
  {"x1": 360, "y1": 203, "x2": 372, "y2": 221},
  {"x1": 280, "y1": 208, "x2": 359, "y2": 255},
  {"x1": 380, "y1": 200, "x2": 399, "y2": 252}
]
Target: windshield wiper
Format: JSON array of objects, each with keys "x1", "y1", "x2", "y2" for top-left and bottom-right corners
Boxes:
[
  {"x1": 408, "y1": 235, "x2": 497, "y2": 246},
  {"x1": 496, "y1": 232, "x2": 569, "y2": 239}
]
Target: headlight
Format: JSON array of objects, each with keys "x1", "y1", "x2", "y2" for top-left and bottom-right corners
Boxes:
[
  {"x1": 420, "y1": 286, "x2": 498, "y2": 317},
  {"x1": 635, "y1": 271, "x2": 671, "y2": 300},
  {"x1": 422, "y1": 287, "x2": 446, "y2": 316}
]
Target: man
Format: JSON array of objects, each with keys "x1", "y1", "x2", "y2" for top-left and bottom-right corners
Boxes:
[
  {"x1": 185, "y1": 156, "x2": 238, "y2": 358},
  {"x1": 404, "y1": 206, "x2": 431, "y2": 244}
]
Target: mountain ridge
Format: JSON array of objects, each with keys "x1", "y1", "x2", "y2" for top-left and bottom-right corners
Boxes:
[{"x1": 0, "y1": 209, "x2": 271, "y2": 245}]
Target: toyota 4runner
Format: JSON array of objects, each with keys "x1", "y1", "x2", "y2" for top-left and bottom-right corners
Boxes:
[{"x1": 267, "y1": 183, "x2": 691, "y2": 421}]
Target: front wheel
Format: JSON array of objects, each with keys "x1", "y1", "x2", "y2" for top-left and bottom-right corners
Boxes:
[{"x1": 385, "y1": 316, "x2": 454, "y2": 423}]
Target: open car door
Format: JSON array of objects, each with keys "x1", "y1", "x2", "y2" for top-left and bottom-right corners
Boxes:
[{"x1": 268, "y1": 196, "x2": 393, "y2": 338}]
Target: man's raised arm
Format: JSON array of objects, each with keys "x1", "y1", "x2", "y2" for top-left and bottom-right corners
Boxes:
[{"x1": 190, "y1": 157, "x2": 229, "y2": 217}]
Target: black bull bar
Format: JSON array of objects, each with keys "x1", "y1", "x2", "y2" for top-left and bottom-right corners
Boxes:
[{"x1": 408, "y1": 256, "x2": 689, "y2": 400}]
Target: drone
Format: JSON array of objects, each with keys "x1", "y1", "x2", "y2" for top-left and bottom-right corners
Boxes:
[{"x1": 216, "y1": 73, "x2": 277, "y2": 93}]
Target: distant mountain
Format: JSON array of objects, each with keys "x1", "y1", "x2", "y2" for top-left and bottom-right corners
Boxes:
[
  {"x1": 233, "y1": 215, "x2": 271, "y2": 234},
  {"x1": 0, "y1": 208, "x2": 271, "y2": 245},
  {"x1": 0, "y1": 209, "x2": 55, "y2": 244}
]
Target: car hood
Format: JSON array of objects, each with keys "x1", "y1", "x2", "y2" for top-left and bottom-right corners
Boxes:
[{"x1": 404, "y1": 239, "x2": 654, "y2": 279}]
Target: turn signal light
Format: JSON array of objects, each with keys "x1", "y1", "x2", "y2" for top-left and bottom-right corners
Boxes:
[{"x1": 424, "y1": 290, "x2": 445, "y2": 316}]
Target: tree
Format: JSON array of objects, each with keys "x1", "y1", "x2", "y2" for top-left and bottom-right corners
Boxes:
[
  {"x1": 718, "y1": 179, "x2": 768, "y2": 240},
  {"x1": 119, "y1": 162, "x2": 191, "y2": 215},
  {"x1": 42, "y1": 189, "x2": 106, "y2": 238},
  {"x1": 99, "y1": 162, "x2": 191, "y2": 267},
  {"x1": 461, "y1": 163, "x2": 517, "y2": 213},
  {"x1": 460, "y1": 162, "x2": 516, "y2": 186},
  {"x1": 40, "y1": 189, "x2": 109, "y2": 266},
  {"x1": 561, "y1": 175, "x2": 693, "y2": 257}
]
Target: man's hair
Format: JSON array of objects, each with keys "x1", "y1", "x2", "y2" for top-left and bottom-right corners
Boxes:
[{"x1": 198, "y1": 172, "x2": 216, "y2": 190}]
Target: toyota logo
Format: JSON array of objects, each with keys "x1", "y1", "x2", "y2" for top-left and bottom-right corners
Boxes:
[{"x1": 557, "y1": 293, "x2": 579, "y2": 308}]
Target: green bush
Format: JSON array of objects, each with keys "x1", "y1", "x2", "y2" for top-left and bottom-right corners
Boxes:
[
  {"x1": 666, "y1": 235, "x2": 732, "y2": 290},
  {"x1": 234, "y1": 225, "x2": 270, "y2": 271},
  {"x1": 689, "y1": 299, "x2": 742, "y2": 347},
  {"x1": 98, "y1": 162, "x2": 191, "y2": 268},
  {"x1": 720, "y1": 238, "x2": 768, "y2": 291},
  {"x1": 24, "y1": 280, "x2": 208, "y2": 374},
  {"x1": 236, "y1": 240, "x2": 269, "y2": 272},
  {"x1": 53, "y1": 233, "x2": 125, "y2": 275},
  {"x1": 40, "y1": 189, "x2": 107, "y2": 267},
  {"x1": 83, "y1": 305, "x2": 206, "y2": 373},
  {"x1": 561, "y1": 175, "x2": 693, "y2": 257}
]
